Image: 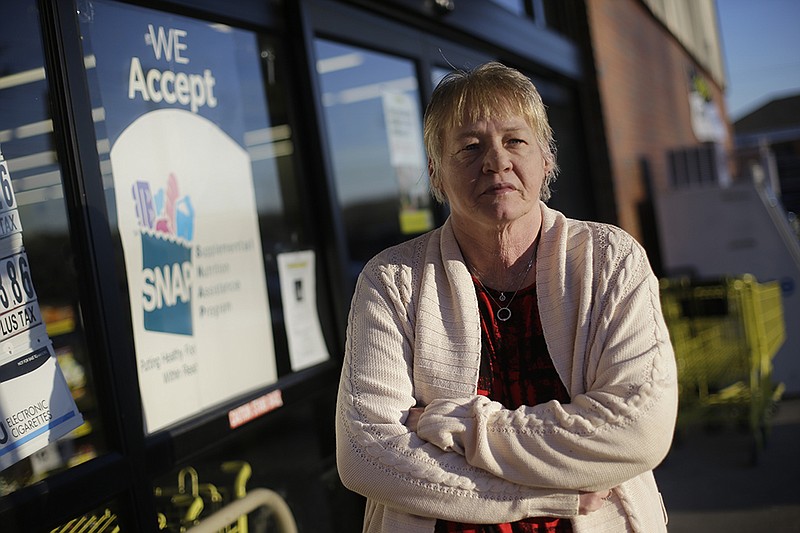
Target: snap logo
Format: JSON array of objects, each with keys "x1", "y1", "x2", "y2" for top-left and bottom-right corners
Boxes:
[{"x1": 132, "y1": 173, "x2": 195, "y2": 336}]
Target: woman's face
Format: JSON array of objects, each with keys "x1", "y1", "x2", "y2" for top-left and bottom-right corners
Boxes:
[{"x1": 437, "y1": 114, "x2": 546, "y2": 231}]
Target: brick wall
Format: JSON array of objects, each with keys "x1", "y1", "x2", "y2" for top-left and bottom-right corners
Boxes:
[{"x1": 585, "y1": 0, "x2": 733, "y2": 242}]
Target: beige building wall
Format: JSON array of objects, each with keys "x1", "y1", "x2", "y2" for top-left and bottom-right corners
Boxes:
[{"x1": 642, "y1": 0, "x2": 726, "y2": 88}]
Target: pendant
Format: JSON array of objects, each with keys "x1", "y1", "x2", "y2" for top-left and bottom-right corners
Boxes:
[
  {"x1": 498, "y1": 292, "x2": 507, "y2": 302},
  {"x1": 496, "y1": 307, "x2": 512, "y2": 321}
]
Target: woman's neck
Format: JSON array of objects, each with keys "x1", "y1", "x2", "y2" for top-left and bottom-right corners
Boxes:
[{"x1": 453, "y1": 215, "x2": 541, "y2": 291}]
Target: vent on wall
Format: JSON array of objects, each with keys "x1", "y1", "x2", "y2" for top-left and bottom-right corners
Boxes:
[{"x1": 667, "y1": 143, "x2": 728, "y2": 188}]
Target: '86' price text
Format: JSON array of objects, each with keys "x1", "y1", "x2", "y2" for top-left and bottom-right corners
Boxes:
[{"x1": 0, "y1": 252, "x2": 36, "y2": 311}]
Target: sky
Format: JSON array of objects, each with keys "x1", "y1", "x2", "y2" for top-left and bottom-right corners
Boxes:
[{"x1": 716, "y1": 0, "x2": 800, "y2": 120}]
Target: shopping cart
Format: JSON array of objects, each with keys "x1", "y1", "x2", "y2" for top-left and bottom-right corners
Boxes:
[
  {"x1": 659, "y1": 274, "x2": 786, "y2": 462},
  {"x1": 51, "y1": 460, "x2": 296, "y2": 532},
  {"x1": 50, "y1": 509, "x2": 119, "y2": 532},
  {"x1": 153, "y1": 460, "x2": 297, "y2": 533}
]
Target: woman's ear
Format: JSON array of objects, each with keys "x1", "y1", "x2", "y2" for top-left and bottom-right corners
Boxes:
[
  {"x1": 427, "y1": 158, "x2": 440, "y2": 196},
  {"x1": 543, "y1": 153, "x2": 555, "y2": 176}
]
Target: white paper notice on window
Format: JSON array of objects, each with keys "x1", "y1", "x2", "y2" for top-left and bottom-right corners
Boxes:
[{"x1": 277, "y1": 250, "x2": 330, "y2": 371}]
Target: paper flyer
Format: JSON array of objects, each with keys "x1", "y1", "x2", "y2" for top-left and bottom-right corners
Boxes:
[
  {"x1": 277, "y1": 251, "x2": 330, "y2": 371},
  {"x1": 0, "y1": 150, "x2": 83, "y2": 471},
  {"x1": 83, "y1": 1, "x2": 278, "y2": 433}
]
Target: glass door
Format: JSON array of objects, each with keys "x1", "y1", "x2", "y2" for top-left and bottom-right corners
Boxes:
[
  {"x1": 0, "y1": 0, "x2": 107, "y2": 499},
  {"x1": 314, "y1": 39, "x2": 434, "y2": 278}
]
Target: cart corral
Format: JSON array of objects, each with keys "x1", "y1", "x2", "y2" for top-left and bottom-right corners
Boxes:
[{"x1": 660, "y1": 275, "x2": 786, "y2": 462}]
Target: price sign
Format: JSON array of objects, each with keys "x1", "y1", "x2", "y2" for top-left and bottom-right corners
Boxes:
[
  {"x1": 0, "y1": 341, "x2": 83, "y2": 471},
  {"x1": 0, "y1": 155, "x2": 22, "y2": 243},
  {"x1": 0, "y1": 249, "x2": 40, "y2": 344},
  {"x1": 0, "y1": 156, "x2": 18, "y2": 214},
  {"x1": 0, "y1": 146, "x2": 82, "y2": 470},
  {"x1": 0, "y1": 250, "x2": 36, "y2": 310}
]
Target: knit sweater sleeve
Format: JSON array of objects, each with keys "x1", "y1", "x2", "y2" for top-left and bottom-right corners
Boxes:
[
  {"x1": 415, "y1": 225, "x2": 679, "y2": 493},
  {"x1": 335, "y1": 243, "x2": 579, "y2": 523}
]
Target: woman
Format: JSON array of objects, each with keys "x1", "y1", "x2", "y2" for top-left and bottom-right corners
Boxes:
[{"x1": 336, "y1": 61, "x2": 678, "y2": 532}]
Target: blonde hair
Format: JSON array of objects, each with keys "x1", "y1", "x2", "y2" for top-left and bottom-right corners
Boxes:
[{"x1": 423, "y1": 61, "x2": 558, "y2": 202}]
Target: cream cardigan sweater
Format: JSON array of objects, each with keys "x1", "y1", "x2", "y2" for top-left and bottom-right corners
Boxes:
[{"x1": 336, "y1": 203, "x2": 678, "y2": 532}]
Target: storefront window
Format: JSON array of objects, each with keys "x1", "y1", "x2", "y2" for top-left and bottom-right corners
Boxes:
[
  {"x1": 314, "y1": 39, "x2": 434, "y2": 277},
  {"x1": 0, "y1": 0, "x2": 105, "y2": 495},
  {"x1": 79, "y1": 0, "x2": 330, "y2": 435}
]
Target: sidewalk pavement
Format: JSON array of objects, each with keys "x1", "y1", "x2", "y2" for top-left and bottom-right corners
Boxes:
[{"x1": 654, "y1": 396, "x2": 800, "y2": 532}]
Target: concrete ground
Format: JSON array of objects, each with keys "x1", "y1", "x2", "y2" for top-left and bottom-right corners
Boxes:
[{"x1": 654, "y1": 396, "x2": 800, "y2": 532}]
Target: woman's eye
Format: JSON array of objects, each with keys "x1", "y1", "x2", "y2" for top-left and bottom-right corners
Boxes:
[
  {"x1": 508, "y1": 138, "x2": 525, "y2": 145},
  {"x1": 462, "y1": 143, "x2": 479, "y2": 151}
]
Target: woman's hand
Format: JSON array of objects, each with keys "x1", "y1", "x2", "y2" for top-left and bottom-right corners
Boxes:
[
  {"x1": 411, "y1": 403, "x2": 612, "y2": 517},
  {"x1": 578, "y1": 489, "x2": 612, "y2": 514},
  {"x1": 405, "y1": 407, "x2": 425, "y2": 432}
]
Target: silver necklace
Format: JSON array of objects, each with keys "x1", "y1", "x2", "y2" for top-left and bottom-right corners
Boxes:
[{"x1": 471, "y1": 245, "x2": 536, "y2": 322}]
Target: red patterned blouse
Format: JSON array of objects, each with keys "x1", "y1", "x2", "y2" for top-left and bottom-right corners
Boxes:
[{"x1": 434, "y1": 280, "x2": 573, "y2": 533}]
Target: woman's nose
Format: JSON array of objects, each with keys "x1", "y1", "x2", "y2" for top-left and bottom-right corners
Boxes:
[{"x1": 482, "y1": 145, "x2": 511, "y2": 174}]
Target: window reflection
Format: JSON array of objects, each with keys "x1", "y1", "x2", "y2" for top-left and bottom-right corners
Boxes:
[{"x1": 315, "y1": 39, "x2": 434, "y2": 277}]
